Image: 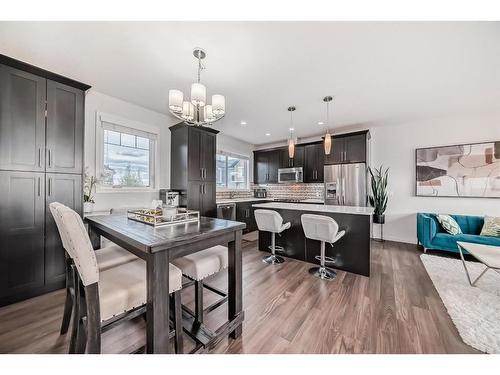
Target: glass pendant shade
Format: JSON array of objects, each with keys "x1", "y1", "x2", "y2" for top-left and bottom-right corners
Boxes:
[
  {"x1": 181, "y1": 101, "x2": 194, "y2": 121},
  {"x1": 212, "y1": 94, "x2": 226, "y2": 115},
  {"x1": 168, "y1": 89, "x2": 183, "y2": 112},
  {"x1": 324, "y1": 132, "x2": 332, "y2": 155},
  {"x1": 191, "y1": 83, "x2": 206, "y2": 106},
  {"x1": 204, "y1": 105, "x2": 215, "y2": 122},
  {"x1": 288, "y1": 138, "x2": 295, "y2": 158}
]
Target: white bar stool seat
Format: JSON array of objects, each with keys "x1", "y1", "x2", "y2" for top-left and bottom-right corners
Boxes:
[
  {"x1": 172, "y1": 245, "x2": 228, "y2": 281},
  {"x1": 301, "y1": 214, "x2": 345, "y2": 280},
  {"x1": 254, "y1": 209, "x2": 291, "y2": 264}
]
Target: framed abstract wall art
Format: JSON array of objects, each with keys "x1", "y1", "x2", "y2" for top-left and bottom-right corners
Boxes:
[{"x1": 416, "y1": 141, "x2": 500, "y2": 198}]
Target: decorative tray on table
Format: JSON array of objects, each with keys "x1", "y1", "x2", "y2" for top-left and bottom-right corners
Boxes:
[{"x1": 127, "y1": 207, "x2": 200, "y2": 227}]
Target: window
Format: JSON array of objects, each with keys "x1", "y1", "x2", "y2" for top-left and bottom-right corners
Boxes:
[
  {"x1": 96, "y1": 113, "x2": 158, "y2": 190},
  {"x1": 216, "y1": 152, "x2": 249, "y2": 190}
]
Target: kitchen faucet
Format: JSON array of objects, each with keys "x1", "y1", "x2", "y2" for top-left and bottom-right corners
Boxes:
[{"x1": 229, "y1": 191, "x2": 236, "y2": 199}]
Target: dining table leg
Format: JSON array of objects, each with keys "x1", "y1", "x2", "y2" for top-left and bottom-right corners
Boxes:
[
  {"x1": 146, "y1": 251, "x2": 171, "y2": 354},
  {"x1": 228, "y1": 229, "x2": 243, "y2": 339}
]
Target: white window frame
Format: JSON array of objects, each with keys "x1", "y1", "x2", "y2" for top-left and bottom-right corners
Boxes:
[
  {"x1": 95, "y1": 112, "x2": 160, "y2": 193},
  {"x1": 216, "y1": 150, "x2": 250, "y2": 191}
]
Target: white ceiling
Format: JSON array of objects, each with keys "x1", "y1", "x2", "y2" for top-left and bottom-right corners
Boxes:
[{"x1": 1, "y1": 22, "x2": 499, "y2": 145}]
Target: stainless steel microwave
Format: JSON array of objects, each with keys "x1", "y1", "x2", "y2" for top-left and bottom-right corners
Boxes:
[{"x1": 278, "y1": 167, "x2": 303, "y2": 184}]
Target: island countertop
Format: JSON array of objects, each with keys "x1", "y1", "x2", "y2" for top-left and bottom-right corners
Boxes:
[{"x1": 252, "y1": 202, "x2": 373, "y2": 215}]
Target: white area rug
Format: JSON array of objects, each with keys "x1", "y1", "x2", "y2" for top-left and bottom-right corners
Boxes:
[{"x1": 420, "y1": 254, "x2": 500, "y2": 353}]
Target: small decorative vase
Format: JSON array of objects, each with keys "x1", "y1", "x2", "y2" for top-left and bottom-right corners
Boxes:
[
  {"x1": 83, "y1": 202, "x2": 94, "y2": 214},
  {"x1": 373, "y1": 214, "x2": 385, "y2": 224}
]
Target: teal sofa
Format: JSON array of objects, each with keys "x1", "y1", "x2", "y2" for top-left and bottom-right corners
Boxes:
[{"x1": 417, "y1": 213, "x2": 500, "y2": 254}]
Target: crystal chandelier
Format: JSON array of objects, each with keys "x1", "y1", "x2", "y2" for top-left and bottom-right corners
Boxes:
[
  {"x1": 168, "y1": 48, "x2": 225, "y2": 126},
  {"x1": 323, "y1": 96, "x2": 333, "y2": 155}
]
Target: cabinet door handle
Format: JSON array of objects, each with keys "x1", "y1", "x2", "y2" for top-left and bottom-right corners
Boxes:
[
  {"x1": 48, "y1": 149, "x2": 52, "y2": 168},
  {"x1": 48, "y1": 177, "x2": 52, "y2": 196},
  {"x1": 203, "y1": 184, "x2": 206, "y2": 194},
  {"x1": 37, "y1": 177, "x2": 41, "y2": 196},
  {"x1": 38, "y1": 148, "x2": 41, "y2": 168},
  {"x1": 203, "y1": 168, "x2": 206, "y2": 179}
]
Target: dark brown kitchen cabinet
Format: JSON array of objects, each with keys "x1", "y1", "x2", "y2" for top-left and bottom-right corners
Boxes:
[
  {"x1": 187, "y1": 181, "x2": 216, "y2": 217},
  {"x1": 44, "y1": 173, "x2": 82, "y2": 285},
  {"x1": 0, "y1": 171, "x2": 46, "y2": 306},
  {"x1": 279, "y1": 146, "x2": 304, "y2": 169},
  {"x1": 46, "y1": 81, "x2": 84, "y2": 174},
  {"x1": 0, "y1": 65, "x2": 46, "y2": 172},
  {"x1": 304, "y1": 143, "x2": 324, "y2": 183},
  {"x1": 253, "y1": 150, "x2": 280, "y2": 184},
  {"x1": 0, "y1": 55, "x2": 89, "y2": 306},
  {"x1": 170, "y1": 123, "x2": 218, "y2": 217},
  {"x1": 236, "y1": 200, "x2": 266, "y2": 233},
  {"x1": 187, "y1": 128, "x2": 216, "y2": 182},
  {"x1": 324, "y1": 131, "x2": 368, "y2": 165}
]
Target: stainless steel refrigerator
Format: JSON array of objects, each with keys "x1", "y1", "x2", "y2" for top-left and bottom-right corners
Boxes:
[{"x1": 324, "y1": 163, "x2": 367, "y2": 206}]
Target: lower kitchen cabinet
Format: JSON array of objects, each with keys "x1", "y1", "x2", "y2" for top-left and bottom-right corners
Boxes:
[
  {"x1": 0, "y1": 171, "x2": 46, "y2": 305},
  {"x1": 236, "y1": 200, "x2": 271, "y2": 233},
  {"x1": 44, "y1": 173, "x2": 82, "y2": 285},
  {"x1": 188, "y1": 181, "x2": 217, "y2": 218}
]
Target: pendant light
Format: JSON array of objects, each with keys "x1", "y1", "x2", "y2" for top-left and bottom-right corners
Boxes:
[
  {"x1": 323, "y1": 96, "x2": 333, "y2": 155},
  {"x1": 288, "y1": 106, "x2": 296, "y2": 158}
]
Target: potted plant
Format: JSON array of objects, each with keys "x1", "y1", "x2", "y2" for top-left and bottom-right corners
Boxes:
[
  {"x1": 83, "y1": 170, "x2": 97, "y2": 214},
  {"x1": 368, "y1": 165, "x2": 389, "y2": 224}
]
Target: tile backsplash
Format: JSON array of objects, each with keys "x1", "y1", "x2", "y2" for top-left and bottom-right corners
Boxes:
[{"x1": 216, "y1": 183, "x2": 324, "y2": 200}]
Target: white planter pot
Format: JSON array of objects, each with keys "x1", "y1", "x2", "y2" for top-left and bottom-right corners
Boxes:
[{"x1": 83, "y1": 202, "x2": 94, "y2": 214}]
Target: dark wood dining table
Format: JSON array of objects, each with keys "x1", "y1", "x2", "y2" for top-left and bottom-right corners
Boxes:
[{"x1": 85, "y1": 214, "x2": 246, "y2": 354}]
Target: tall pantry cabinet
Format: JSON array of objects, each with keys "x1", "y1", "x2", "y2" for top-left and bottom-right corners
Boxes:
[{"x1": 0, "y1": 55, "x2": 90, "y2": 306}]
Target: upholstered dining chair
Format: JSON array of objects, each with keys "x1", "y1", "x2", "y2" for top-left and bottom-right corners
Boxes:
[
  {"x1": 50, "y1": 203, "x2": 184, "y2": 354},
  {"x1": 49, "y1": 203, "x2": 138, "y2": 339}
]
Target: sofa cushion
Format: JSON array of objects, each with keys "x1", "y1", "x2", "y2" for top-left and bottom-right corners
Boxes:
[
  {"x1": 480, "y1": 216, "x2": 500, "y2": 238},
  {"x1": 436, "y1": 214, "x2": 462, "y2": 235},
  {"x1": 451, "y1": 214, "x2": 484, "y2": 235}
]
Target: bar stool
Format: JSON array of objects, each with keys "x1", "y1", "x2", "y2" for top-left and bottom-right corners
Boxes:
[
  {"x1": 49, "y1": 203, "x2": 138, "y2": 337},
  {"x1": 172, "y1": 245, "x2": 229, "y2": 327},
  {"x1": 254, "y1": 209, "x2": 291, "y2": 264},
  {"x1": 50, "y1": 204, "x2": 184, "y2": 354},
  {"x1": 301, "y1": 214, "x2": 345, "y2": 280}
]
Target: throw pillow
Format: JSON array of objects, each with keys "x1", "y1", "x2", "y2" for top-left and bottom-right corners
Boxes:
[
  {"x1": 436, "y1": 214, "x2": 462, "y2": 235},
  {"x1": 480, "y1": 216, "x2": 500, "y2": 238}
]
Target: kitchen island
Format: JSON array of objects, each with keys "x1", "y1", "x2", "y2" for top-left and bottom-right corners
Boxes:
[{"x1": 252, "y1": 202, "x2": 373, "y2": 277}]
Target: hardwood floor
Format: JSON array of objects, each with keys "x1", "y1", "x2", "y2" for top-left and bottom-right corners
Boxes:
[{"x1": 0, "y1": 238, "x2": 478, "y2": 354}]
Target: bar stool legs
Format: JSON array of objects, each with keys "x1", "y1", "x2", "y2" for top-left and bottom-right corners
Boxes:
[
  {"x1": 263, "y1": 232, "x2": 284, "y2": 264},
  {"x1": 309, "y1": 241, "x2": 336, "y2": 280}
]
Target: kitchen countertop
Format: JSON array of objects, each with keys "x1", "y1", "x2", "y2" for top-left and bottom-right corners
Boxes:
[
  {"x1": 217, "y1": 197, "x2": 272, "y2": 204},
  {"x1": 252, "y1": 202, "x2": 373, "y2": 215}
]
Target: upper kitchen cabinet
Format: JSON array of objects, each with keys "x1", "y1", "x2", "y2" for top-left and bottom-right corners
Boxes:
[
  {"x1": 0, "y1": 65, "x2": 46, "y2": 172},
  {"x1": 186, "y1": 126, "x2": 217, "y2": 182},
  {"x1": 279, "y1": 145, "x2": 304, "y2": 169},
  {"x1": 324, "y1": 131, "x2": 369, "y2": 165},
  {"x1": 304, "y1": 143, "x2": 324, "y2": 183},
  {"x1": 46, "y1": 81, "x2": 84, "y2": 174},
  {"x1": 253, "y1": 149, "x2": 280, "y2": 184}
]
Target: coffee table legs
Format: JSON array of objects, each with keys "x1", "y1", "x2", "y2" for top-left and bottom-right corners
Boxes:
[{"x1": 458, "y1": 243, "x2": 490, "y2": 287}]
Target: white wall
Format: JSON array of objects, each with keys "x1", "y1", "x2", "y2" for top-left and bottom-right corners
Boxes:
[
  {"x1": 84, "y1": 90, "x2": 178, "y2": 211},
  {"x1": 370, "y1": 112, "x2": 500, "y2": 243}
]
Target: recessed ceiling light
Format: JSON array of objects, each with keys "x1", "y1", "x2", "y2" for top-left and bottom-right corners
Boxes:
[
  {"x1": 318, "y1": 121, "x2": 324, "y2": 125},
  {"x1": 265, "y1": 133, "x2": 271, "y2": 136},
  {"x1": 289, "y1": 128, "x2": 294, "y2": 131},
  {"x1": 240, "y1": 121, "x2": 247, "y2": 125}
]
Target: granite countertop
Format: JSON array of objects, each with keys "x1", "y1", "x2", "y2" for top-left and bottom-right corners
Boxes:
[{"x1": 252, "y1": 202, "x2": 373, "y2": 215}]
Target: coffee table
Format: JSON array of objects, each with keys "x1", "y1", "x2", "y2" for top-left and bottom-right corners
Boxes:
[{"x1": 457, "y1": 241, "x2": 500, "y2": 287}]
